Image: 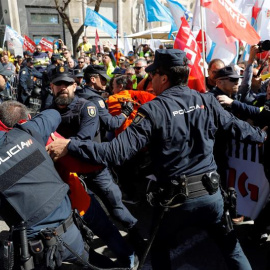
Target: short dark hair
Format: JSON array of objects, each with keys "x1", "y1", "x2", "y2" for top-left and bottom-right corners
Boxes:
[
  {"x1": 0, "y1": 101, "x2": 29, "y2": 128},
  {"x1": 84, "y1": 73, "x2": 99, "y2": 84},
  {"x1": 158, "y1": 64, "x2": 190, "y2": 87},
  {"x1": 114, "y1": 75, "x2": 133, "y2": 90}
]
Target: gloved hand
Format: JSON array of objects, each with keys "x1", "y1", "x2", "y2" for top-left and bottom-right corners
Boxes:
[{"x1": 121, "y1": 101, "x2": 134, "y2": 117}]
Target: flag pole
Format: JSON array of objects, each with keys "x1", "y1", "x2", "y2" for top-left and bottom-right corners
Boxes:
[{"x1": 200, "y1": 2, "x2": 207, "y2": 80}]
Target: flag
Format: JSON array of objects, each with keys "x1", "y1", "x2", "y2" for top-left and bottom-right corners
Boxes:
[
  {"x1": 3, "y1": 25, "x2": 24, "y2": 48},
  {"x1": 174, "y1": 17, "x2": 205, "y2": 93},
  {"x1": 256, "y1": 1, "x2": 270, "y2": 41},
  {"x1": 84, "y1": 8, "x2": 117, "y2": 38},
  {"x1": 202, "y1": 0, "x2": 260, "y2": 45},
  {"x1": 166, "y1": 0, "x2": 193, "y2": 28},
  {"x1": 39, "y1": 37, "x2": 53, "y2": 52},
  {"x1": 124, "y1": 33, "x2": 133, "y2": 56},
  {"x1": 144, "y1": 0, "x2": 178, "y2": 35},
  {"x1": 23, "y1": 35, "x2": 36, "y2": 53},
  {"x1": 193, "y1": 0, "x2": 239, "y2": 65},
  {"x1": 95, "y1": 30, "x2": 100, "y2": 54}
]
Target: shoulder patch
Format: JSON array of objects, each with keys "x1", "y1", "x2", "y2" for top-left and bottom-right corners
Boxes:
[
  {"x1": 22, "y1": 71, "x2": 26, "y2": 74},
  {"x1": 98, "y1": 100, "x2": 105, "y2": 108},
  {"x1": 87, "y1": 106, "x2": 96, "y2": 117},
  {"x1": 133, "y1": 112, "x2": 145, "y2": 125}
]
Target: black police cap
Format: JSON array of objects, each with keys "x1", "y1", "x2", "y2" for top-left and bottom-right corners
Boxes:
[
  {"x1": 215, "y1": 66, "x2": 243, "y2": 80},
  {"x1": 23, "y1": 51, "x2": 33, "y2": 56},
  {"x1": 84, "y1": 64, "x2": 110, "y2": 80},
  {"x1": 73, "y1": 69, "x2": 84, "y2": 78},
  {"x1": 112, "y1": 67, "x2": 124, "y2": 75},
  {"x1": 145, "y1": 49, "x2": 188, "y2": 73},
  {"x1": 51, "y1": 66, "x2": 75, "y2": 84}
]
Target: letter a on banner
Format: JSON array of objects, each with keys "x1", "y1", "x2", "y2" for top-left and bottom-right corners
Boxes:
[{"x1": 174, "y1": 17, "x2": 205, "y2": 93}]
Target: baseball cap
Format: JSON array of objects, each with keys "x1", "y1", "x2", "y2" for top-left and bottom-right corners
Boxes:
[
  {"x1": 215, "y1": 66, "x2": 243, "y2": 80},
  {"x1": 73, "y1": 69, "x2": 84, "y2": 78},
  {"x1": 84, "y1": 65, "x2": 110, "y2": 80},
  {"x1": 112, "y1": 67, "x2": 124, "y2": 75},
  {"x1": 51, "y1": 66, "x2": 75, "y2": 84},
  {"x1": 145, "y1": 49, "x2": 188, "y2": 73},
  {"x1": 0, "y1": 63, "x2": 13, "y2": 77}
]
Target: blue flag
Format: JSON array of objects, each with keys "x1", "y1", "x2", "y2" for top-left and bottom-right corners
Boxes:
[
  {"x1": 166, "y1": 0, "x2": 193, "y2": 28},
  {"x1": 84, "y1": 8, "x2": 117, "y2": 38}
]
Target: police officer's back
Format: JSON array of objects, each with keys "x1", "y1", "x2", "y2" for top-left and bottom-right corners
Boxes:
[{"x1": 47, "y1": 49, "x2": 268, "y2": 270}]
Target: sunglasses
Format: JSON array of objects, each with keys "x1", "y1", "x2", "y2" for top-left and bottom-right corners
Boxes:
[
  {"x1": 78, "y1": 61, "x2": 84, "y2": 63},
  {"x1": 219, "y1": 77, "x2": 239, "y2": 83},
  {"x1": 134, "y1": 66, "x2": 145, "y2": 70},
  {"x1": 119, "y1": 59, "x2": 125, "y2": 62},
  {"x1": 54, "y1": 81, "x2": 74, "y2": 86}
]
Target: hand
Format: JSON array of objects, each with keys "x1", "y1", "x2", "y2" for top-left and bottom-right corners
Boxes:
[
  {"x1": 248, "y1": 45, "x2": 260, "y2": 65},
  {"x1": 46, "y1": 133, "x2": 70, "y2": 162},
  {"x1": 121, "y1": 101, "x2": 134, "y2": 117},
  {"x1": 216, "y1": 95, "x2": 234, "y2": 106}
]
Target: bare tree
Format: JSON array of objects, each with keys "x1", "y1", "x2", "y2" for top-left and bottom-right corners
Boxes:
[{"x1": 53, "y1": 0, "x2": 102, "y2": 56}]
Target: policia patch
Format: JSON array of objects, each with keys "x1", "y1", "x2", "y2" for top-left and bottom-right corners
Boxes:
[
  {"x1": 133, "y1": 112, "x2": 145, "y2": 125},
  {"x1": 87, "y1": 106, "x2": 96, "y2": 117}
]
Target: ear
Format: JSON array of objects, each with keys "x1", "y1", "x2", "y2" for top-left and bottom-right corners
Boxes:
[{"x1": 90, "y1": 76, "x2": 96, "y2": 84}]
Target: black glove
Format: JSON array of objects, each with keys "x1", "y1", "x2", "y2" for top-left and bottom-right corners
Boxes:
[
  {"x1": 256, "y1": 99, "x2": 270, "y2": 128},
  {"x1": 121, "y1": 101, "x2": 134, "y2": 117}
]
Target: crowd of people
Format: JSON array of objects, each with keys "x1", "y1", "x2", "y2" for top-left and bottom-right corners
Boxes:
[{"x1": 0, "y1": 36, "x2": 270, "y2": 270}]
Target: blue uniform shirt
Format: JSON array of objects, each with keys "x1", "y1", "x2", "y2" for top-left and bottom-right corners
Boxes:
[{"x1": 68, "y1": 86, "x2": 267, "y2": 184}]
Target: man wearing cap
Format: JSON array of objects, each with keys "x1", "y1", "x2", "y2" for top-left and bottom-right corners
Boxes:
[
  {"x1": 47, "y1": 49, "x2": 268, "y2": 270},
  {"x1": 73, "y1": 69, "x2": 84, "y2": 93},
  {"x1": 0, "y1": 63, "x2": 13, "y2": 103},
  {"x1": 18, "y1": 57, "x2": 42, "y2": 105}
]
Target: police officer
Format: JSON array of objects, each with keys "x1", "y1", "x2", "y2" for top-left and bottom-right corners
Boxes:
[
  {"x1": 78, "y1": 64, "x2": 133, "y2": 140},
  {"x1": 47, "y1": 49, "x2": 268, "y2": 270},
  {"x1": 48, "y1": 66, "x2": 138, "y2": 237},
  {"x1": 18, "y1": 57, "x2": 42, "y2": 105},
  {"x1": 41, "y1": 53, "x2": 63, "y2": 110},
  {"x1": 0, "y1": 101, "x2": 91, "y2": 269}
]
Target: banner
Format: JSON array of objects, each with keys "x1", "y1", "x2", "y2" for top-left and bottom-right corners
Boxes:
[
  {"x1": 174, "y1": 17, "x2": 205, "y2": 93},
  {"x1": 202, "y1": 0, "x2": 260, "y2": 45},
  {"x1": 3, "y1": 25, "x2": 24, "y2": 46},
  {"x1": 24, "y1": 35, "x2": 36, "y2": 53},
  {"x1": 39, "y1": 37, "x2": 53, "y2": 52},
  {"x1": 227, "y1": 140, "x2": 269, "y2": 219},
  {"x1": 84, "y1": 8, "x2": 117, "y2": 38}
]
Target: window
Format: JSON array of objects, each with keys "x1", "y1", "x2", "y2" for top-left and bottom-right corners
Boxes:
[{"x1": 31, "y1": 13, "x2": 59, "y2": 25}]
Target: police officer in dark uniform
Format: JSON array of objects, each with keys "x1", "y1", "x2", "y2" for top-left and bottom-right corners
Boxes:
[
  {"x1": 77, "y1": 64, "x2": 132, "y2": 139},
  {"x1": 48, "y1": 66, "x2": 138, "y2": 236},
  {"x1": 18, "y1": 57, "x2": 42, "y2": 105},
  {"x1": 47, "y1": 49, "x2": 268, "y2": 270},
  {"x1": 73, "y1": 68, "x2": 84, "y2": 93},
  {"x1": 0, "y1": 63, "x2": 13, "y2": 104},
  {"x1": 0, "y1": 101, "x2": 90, "y2": 269},
  {"x1": 41, "y1": 54, "x2": 63, "y2": 110}
]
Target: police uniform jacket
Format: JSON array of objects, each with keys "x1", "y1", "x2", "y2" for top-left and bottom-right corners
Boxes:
[
  {"x1": 19, "y1": 66, "x2": 42, "y2": 92},
  {"x1": 77, "y1": 85, "x2": 126, "y2": 131},
  {"x1": 67, "y1": 85, "x2": 266, "y2": 184},
  {"x1": 0, "y1": 110, "x2": 71, "y2": 236},
  {"x1": 50, "y1": 95, "x2": 99, "y2": 140}
]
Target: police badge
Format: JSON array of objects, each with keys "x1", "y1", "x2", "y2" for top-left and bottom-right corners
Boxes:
[
  {"x1": 133, "y1": 112, "x2": 145, "y2": 125},
  {"x1": 87, "y1": 106, "x2": 96, "y2": 117},
  {"x1": 98, "y1": 100, "x2": 105, "y2": 108}
]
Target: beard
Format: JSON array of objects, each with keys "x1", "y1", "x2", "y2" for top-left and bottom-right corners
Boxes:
[{"x1": 54, "y1": 91, "x2": 74, "y2": 106}]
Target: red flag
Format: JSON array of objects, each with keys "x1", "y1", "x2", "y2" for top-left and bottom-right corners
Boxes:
[
  {"x1": 202, "y1": 0, "x2": 260, "y2": 45},
  {"x1": 39, "y1": 37, "x2": 53, "y2": 52},
  {"x1": 24, "y1": 35, "x2": 36, "y2": 53},
  {"x1": 174, "y1": 17, "x2": 205, "y2": 93},
  {"x1": 95, "y1": 30, "x2": 100, "y2": 54},
  {"x1": 195, "y1": 29, "x2": 206, "y2": 53}
]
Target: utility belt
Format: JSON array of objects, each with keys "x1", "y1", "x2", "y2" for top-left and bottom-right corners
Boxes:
[
  {"x1": 147, "y1": 171, "x2": 220, "y2": 208},
  {"x1": 4, "y1": 211, "x2": 93, "y2": 270}
]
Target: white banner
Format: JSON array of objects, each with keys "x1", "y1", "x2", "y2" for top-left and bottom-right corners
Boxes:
[{"x1": 227, "y1": 140, "x2": 270, "y2": 220}]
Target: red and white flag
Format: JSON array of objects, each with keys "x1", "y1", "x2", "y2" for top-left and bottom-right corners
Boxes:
[
  {"x1": 39, "y1": 37, "x2": 53, "y2": 52},
  {"x1": 23, "y1": 35, "x2": 36, "y2": 53},
  {"x1": 201, "y1": 0, "x2": 260, "y2": 45},
  {"x1": 174, "y1": 17, "x2": 205, "y2": 93}
]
